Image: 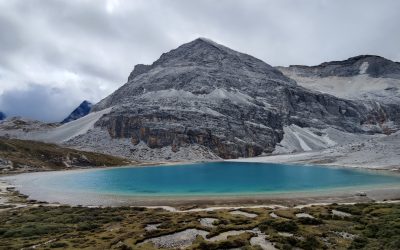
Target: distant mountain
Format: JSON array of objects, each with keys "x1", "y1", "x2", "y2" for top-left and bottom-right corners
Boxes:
[
  {"x1": 276, "y1": 55, "x2": 400, "y2": 105},
  {"x1": 61, "y1": 101, "x2": 92, "y2": 124},
  {"x1": 279, "y1": 55, "x2": 400, "y2": 79},
  {"x1": 0, "y1": 112, "x2": 5, "y2": 121}
]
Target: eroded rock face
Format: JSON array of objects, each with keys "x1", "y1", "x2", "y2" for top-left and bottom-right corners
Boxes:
[
  {"x1": 96, "y1": 106, "x2": 274, "y2": 158},
  {"x1": 88, "y1": 38, "x2": 399, "y2": 159}
]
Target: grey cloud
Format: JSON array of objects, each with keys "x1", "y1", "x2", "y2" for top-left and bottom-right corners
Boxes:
[
  {"x1": 0, "y1": 0, "x2": 399, "y2": 121},
  {"x1": 0, "y1": 84, "x2": 85, "y2": 122}
]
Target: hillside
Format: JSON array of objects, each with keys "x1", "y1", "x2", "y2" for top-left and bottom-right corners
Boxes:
[{"x1": 0, "y1": 138, "x2": 132, "y2": 174}]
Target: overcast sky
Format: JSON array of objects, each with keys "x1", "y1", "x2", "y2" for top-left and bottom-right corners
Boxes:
[{"x1": 0, "y1": 0, "x2": 399, "y2": 122}]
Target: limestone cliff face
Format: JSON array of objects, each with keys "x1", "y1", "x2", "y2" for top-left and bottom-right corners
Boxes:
[{"x1": 89, "y1": 38, "x2": 398, "y2": 159}]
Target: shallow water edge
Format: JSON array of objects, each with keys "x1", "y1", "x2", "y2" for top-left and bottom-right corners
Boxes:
[{"x1": 2, "y1": 161, "x2": 400, "y2": 206}]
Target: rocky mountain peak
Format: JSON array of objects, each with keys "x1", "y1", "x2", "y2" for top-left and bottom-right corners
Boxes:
[
  {"x1": 61, "y1": 100, "x2": 92, "y2": 124},
  {"x1": 127, "y1": 37, "x2": 288, "y2": 82},
  {"x1": 157, "y1": 37, "x2": 236, "y2": 63},
  {"x1": 97, "y1": 38, "x2": 294, "y2": 111},
  {"x1": 127, "y1": 38, "x2": 235, "y2": 82}
]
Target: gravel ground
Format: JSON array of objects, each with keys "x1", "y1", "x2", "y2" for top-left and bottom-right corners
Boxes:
[
  {"x1": 199, "y1": 218, "x2": 218, "y2": 227},
  {"x1": 141, "y1": 229, "x2": 209, "y2": 249},
  {"x1": 230, "y1": 210, "x2": 258, "y2": 218}
]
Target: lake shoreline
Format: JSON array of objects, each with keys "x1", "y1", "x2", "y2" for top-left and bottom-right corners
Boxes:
[
  {"x1": 2, "y1": 162, "x2": 400, "y2": 207},
  {"x1": 1, "y1": 157, "x2": 398, "y2": 177},
  {"x1": 1, "y1": 176, "x2": 400, "y2": 208}
]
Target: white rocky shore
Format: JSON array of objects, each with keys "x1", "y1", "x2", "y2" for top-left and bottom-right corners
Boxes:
[{"x1": 229, "y1": 130, "x2": 400, "y2": 170}]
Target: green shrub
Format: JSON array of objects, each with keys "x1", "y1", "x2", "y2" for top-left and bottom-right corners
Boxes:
[
  {"x1": 76, "y1": 222, "x2": 100, "y2": 231},
  {"x1": 3, "y1": 224, "x2": 68, "y2": 237},
  {"x1": 349, "y1": 237, "x2": 368, "y2": 249},
  {"x1": 297, "y1": 217, "x2": 323, "y2": 225},
  {"x1": 277, "y1": 236, "x2": 300, "y2": 248},
  {"x1": 386, "y1": 238, "x2": 400, "y2": 249},
  {"x1": 197, "y1": 238, "x2": 248, "y2": 250},
  {"x1": 271, "y1": 221, "x2": 299, "y2": 233},
  {"x1": 49, "y1": 242, "x2": 68, "y2": 248},
  {"x1": 363, "y1": 223, "x2": 379, "y2": 238},
  {"x1": 299, "y1": 235, "x2": 321, "y2": 250}
]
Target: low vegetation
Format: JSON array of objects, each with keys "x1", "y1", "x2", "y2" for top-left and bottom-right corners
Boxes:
[
  {"x1": 0, "y1": 138, "x2": 132, "y2": 174},
  {"x1": 0, "y1": 202, "x2": 399, "y2": 249}
]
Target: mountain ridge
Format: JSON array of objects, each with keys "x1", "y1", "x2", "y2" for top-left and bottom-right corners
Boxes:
[
  {"x1": 281, "y1": 55, "x2": 400, "y2": 79},
  {"x1": 94, "y1": 38, "x2": 294, "y2": 112}
]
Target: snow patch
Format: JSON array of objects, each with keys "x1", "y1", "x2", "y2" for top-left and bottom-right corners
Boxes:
[{"x1": 359, "y1": 62, "x2": 369, "y2": 74}]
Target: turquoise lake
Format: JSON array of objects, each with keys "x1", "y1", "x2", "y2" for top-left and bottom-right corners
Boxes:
[{"x1": 15, "y1": 162, "x2": 400, "y2": 197}]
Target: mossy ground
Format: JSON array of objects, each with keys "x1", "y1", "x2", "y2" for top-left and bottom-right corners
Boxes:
[
  {"x1": 0, "y1": 202, "x2": 399, "y2": 249},
  {"x1": 0, "y1": 138, "x2": 131, "y2": 174}
]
